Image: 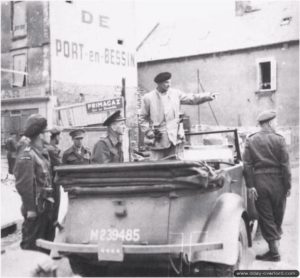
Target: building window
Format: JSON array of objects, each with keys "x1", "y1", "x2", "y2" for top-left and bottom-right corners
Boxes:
[
  {"x1": 12, "y1": 1, "x2": 27, "y2": 38},
  {"x1": 12, "y1": 53, "x2": 27, "y2": 87},
  {"x1": 10, "y1": 110, "x2": 21, "y2": 116},
  {"x1": 256, "y1": 58, "x2": 276, "y2": 92}
]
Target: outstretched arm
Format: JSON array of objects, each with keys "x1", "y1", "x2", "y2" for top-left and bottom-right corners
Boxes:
[{"x1": 179, "y1": 91, "x2": 217, "y2": 105}]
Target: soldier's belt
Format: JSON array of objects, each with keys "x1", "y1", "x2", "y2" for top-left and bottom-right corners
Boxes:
[{"x1": 254, "y1": 168, "x2": 281, "y2": 174}]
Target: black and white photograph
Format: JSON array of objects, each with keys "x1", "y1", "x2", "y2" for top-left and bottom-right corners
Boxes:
[{"x1": 1, "y1": 0, "x2": 299, "y2": 277}]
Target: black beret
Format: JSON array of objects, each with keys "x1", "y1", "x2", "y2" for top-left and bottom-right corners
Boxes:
[
  {"x1": 154, "y1": 72, "x2": 172, "y2": 83},
  {"x1": 257, "y1": 110, "x2": 276, "y2": 123},
  {"x1": 24, "y1": 114, "x2": 47, "y2": 138},
  {"x1": 69, "y1": 128, "x2": 85, "y2": 139},
  {"x1": 103, "y1": 110, "x2": 125, "y2": 126}
]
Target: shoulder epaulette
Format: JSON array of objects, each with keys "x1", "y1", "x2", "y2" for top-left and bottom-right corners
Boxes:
[
  {"x1": 20, "y1": 147, "x2": 32, "y2": 160},
  {"x1": 96, "y1": 137, "x2": 108, "y2": 143},
  {"x1": 274, "y1": 132, "x2": 284, "y2": 138},
  {"x1": 64, "y1": 147, "x2": 73, "y2": 154},
  {"x1": 247, "y1": 132, "x2": 257, "y2": 138}
]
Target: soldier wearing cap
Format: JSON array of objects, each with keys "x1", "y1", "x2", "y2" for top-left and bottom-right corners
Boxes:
[
  {"x1": 14, "y1": 114, "x2": 55, "y2": 252},
  {"x1": 140, "y1": 71, "x2": 217, "y2": 160},
  {"x1": 62, "y1": 129, "x2": 91, "y2": 165},
  {"x1": 46, "y1": 127, "x2": 61, "y2": 170},
  {"x1": 242, "y1": 110, "x2": 291, "y2": 262},
  {"x1": 92, "y1": 110, "x2": 126, "y2": 163}
]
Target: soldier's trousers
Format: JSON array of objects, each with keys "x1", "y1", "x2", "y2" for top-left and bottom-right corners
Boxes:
[
  {"x1": 254, "y1": 173, "x2": 287, "y2": 242},
  {"x1": 150, "y1": 144, "x2": 184, "y2": 160},
  {"x1": 20, "y1": 210, "x2": 54, "y2": 254},
  {"x1": 7, "y1": 155, "x2": 16, "y2": 175}
]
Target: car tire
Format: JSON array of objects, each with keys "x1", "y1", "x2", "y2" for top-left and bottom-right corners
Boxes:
[{"x1": 191, "y1": 219, "x2": 248, "y2": 277}]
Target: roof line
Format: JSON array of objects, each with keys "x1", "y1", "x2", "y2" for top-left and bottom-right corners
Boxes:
[
  {"x1": 1, "y1": 97, "x2": 50, "y2": 105},
  {"x1": 136, "y1": 23, "x2": 160, "y2": 51},
  {"x1": 137, "y1": 39, "x2": 299, "y2": 64}
]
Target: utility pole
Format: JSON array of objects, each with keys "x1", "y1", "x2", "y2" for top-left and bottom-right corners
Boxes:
[{"x1": 197, "y1": 69, "x2": 201, "y2": 126}]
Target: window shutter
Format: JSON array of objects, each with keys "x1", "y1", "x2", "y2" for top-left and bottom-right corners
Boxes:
[
  {"x1": 270, "y1": 58, "x2": 277, "y2": 91},
  {"x1": 13, "y1": 54, "x2": 27, "y2": 87},
  {"x1": 13, "y1": 2, "x2": 27, "y2": 38}
]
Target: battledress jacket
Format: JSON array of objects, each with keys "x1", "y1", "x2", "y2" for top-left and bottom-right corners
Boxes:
[
  {"x1": 242, "y1": 129, "x2": 291, "y2": 191},
  {"x1": 92, "y1": 134, "x2": 123, "y2": 163},
  {"x1": 62, "y1": 145, "x2": 91, "y2": 165},
  {"x1": 14, "y1": 145, "x2": 52, "y2": 214}
]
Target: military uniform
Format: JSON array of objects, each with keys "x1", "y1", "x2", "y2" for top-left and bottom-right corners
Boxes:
[
  {"x1": 92, "y1": 110, "x2": 125, "y2": 164},
  {"x1": 5, "y1": 136, "x2": 17, "y2": 174},
  {"x1": 47, "y1": 144, "x2": 61, "y2": 170},
  {"x1": 242, "y1": 110, "x2": 291, "y2": 261},
  {"x1": 92, "y1": 135, "x2": 123, "y2": 163},
  {"x1": 62, "y1": 145, "x2": 91, "y2": 165},
  {"x1": 62, "y1": 128, "x2": 91, "y2": 165},
  {"x1": 14, "y1": 144, "x2": 54, "y2": 252},
  {"x1": 45, "y1": 141, "x2": 61, "y2": 225}
]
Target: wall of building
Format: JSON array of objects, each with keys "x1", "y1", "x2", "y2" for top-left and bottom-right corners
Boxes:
[
  {"x1": 1, "y1": 1, "x2": 139, "y2": 145},
  {"x1": 137, "y1": 42, "x2": 299, "y2": 128},
  {"x1": 1, "y1": 1, "x2": 51, "y2": 144},
  {"x1": 49, "y1": 1, "x2": 138, "y2": 131}
]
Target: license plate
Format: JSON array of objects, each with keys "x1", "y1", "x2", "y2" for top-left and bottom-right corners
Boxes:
[{"x1": 97, "y1": 239, "x2": 124, "y2": 262}]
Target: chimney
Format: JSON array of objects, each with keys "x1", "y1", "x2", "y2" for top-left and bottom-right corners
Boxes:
[{"x1": 235, "y1": 1, "x2": 253, "y2": 16}]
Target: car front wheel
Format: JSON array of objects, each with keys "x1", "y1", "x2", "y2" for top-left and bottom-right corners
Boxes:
[{"x1": 191, "y1": 219, "x2": 249, "y2": 277}]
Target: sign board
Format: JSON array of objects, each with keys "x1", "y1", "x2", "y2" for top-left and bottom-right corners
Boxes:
[
  {"x1": 86, "y1": 97, "x2": 123, "y2": 113},
  {"x1": 1, "y1": 86, "x2": 45, "y2": 100},
  {"x1": 49, "y1": 1, "x2": 137, "y2": 87},
  {"x1": 56, "y1": 101, "x2": 124, "y2": 127}
]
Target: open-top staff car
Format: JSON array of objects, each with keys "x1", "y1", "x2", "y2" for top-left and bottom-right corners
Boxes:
[{"x1": 37, "y1": 129, "x2": 257, "y2": 277}]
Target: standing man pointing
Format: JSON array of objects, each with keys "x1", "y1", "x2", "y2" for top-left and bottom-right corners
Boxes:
[{"x1": 140, "y1": 72, "x2": 216, "y2": 160}]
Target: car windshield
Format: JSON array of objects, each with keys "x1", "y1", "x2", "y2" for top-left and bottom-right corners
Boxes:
[{"x1": 183, "y1": 129, "x2": 241, "y2": 164}]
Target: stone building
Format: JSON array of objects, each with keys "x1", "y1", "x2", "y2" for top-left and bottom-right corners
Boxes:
[
  {"x1": 1, "y1": 1, "x2": 137, "y2": 144},
  {"x1": 137, "y1": 1, "x2": 299, "y2": 129}
]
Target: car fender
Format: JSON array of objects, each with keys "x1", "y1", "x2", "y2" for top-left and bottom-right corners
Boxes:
[{"x1": 191, "y1": 192, "x2": 250, "y2": 266}]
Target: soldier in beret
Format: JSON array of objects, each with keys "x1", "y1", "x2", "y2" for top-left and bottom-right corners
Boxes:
[
  {"x1": 140, "y1": 71, "x2": 217, "y2": 160},
  {"x1": 62, "y1": 128, "x2": 91, "y2": 165},
  {"x1": 92, "y1": 110, "x2": 126, "y2": 163},
  {"x1": 242, "y1": 110, "x2": 291, "y2": 262},
  {"x1": 14, "y1": 114, "x2": 55, "y2": 252}
]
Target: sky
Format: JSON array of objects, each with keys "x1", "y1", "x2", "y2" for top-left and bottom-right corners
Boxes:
[{"x1": 134, "y1": 0, "x2": 237, "y2": 43}]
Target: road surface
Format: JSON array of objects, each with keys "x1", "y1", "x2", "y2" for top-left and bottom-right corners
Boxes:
[{"x1": 1, "y1": 157, "x2": 299, "y2": 276}]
